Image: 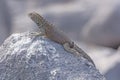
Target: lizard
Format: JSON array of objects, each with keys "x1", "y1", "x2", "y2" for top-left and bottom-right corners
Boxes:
[{"x1": 28, "y1": 12, "x2": 95, "y2": 66}]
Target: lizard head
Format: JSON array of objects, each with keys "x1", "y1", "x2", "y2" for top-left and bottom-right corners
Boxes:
[{"x1": 28, "y1": 12, "x2": 45, "y2": 27}]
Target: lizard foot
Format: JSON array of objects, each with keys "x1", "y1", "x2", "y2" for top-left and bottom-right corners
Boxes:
[{"x1": 30, "y1": 32, "x2": 45, "y2": 36}]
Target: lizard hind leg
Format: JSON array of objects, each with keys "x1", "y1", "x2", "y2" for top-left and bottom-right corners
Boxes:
[
  {"x1": 63, "y1": 43, "x2": 77, "y2": 55},
  {"x1": 64, "y1": 43, "x2": 95, "y2": 66}
]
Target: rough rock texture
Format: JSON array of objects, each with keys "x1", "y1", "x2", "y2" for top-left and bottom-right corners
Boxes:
[{"x1": 0, "y1": 32, "x2": 105, "y2": 80}]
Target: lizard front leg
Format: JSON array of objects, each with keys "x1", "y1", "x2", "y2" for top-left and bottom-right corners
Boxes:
[
  {"x1": 30, "y1": 32, "x2": 45, "y2": 36},
  {"x1": 30, "y1": 27, "x2": 46, "y2": 36}
]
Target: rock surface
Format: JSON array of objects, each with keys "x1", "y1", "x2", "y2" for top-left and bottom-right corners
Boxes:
[{"x1": 0, "y1": 32, "x2": 105, "y2": 80}]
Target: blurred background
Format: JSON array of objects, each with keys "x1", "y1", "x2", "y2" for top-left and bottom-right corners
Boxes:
[{"x1": 0, "y1": 0, "x2": 120, "y2": 79}]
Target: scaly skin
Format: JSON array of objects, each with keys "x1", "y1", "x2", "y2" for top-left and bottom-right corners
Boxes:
[{"x1": 28, "y1": 12, "x2": 95, "y2": 66}]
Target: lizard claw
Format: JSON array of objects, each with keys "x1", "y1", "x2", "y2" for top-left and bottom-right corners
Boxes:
[{"x1": 30, "y1": 32, "x2": 44, "y2": 36}]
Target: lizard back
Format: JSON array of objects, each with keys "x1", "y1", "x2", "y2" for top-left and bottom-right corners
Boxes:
[{"x1": 29, "y1": 12, "x2": 72, "y2": 44}]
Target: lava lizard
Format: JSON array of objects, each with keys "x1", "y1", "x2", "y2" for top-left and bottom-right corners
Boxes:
[{"x1": 28, "y1": 12, "x2": 95, "y2": 66}]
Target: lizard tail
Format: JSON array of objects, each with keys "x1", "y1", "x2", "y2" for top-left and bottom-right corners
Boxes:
[{"x1": 73, "y1": 44, "x2": 95, "y2": 66}]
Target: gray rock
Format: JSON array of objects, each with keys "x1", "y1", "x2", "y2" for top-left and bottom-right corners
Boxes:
[{"x1": 0, "y1": 32, "x2": 105, "y2": 80}]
